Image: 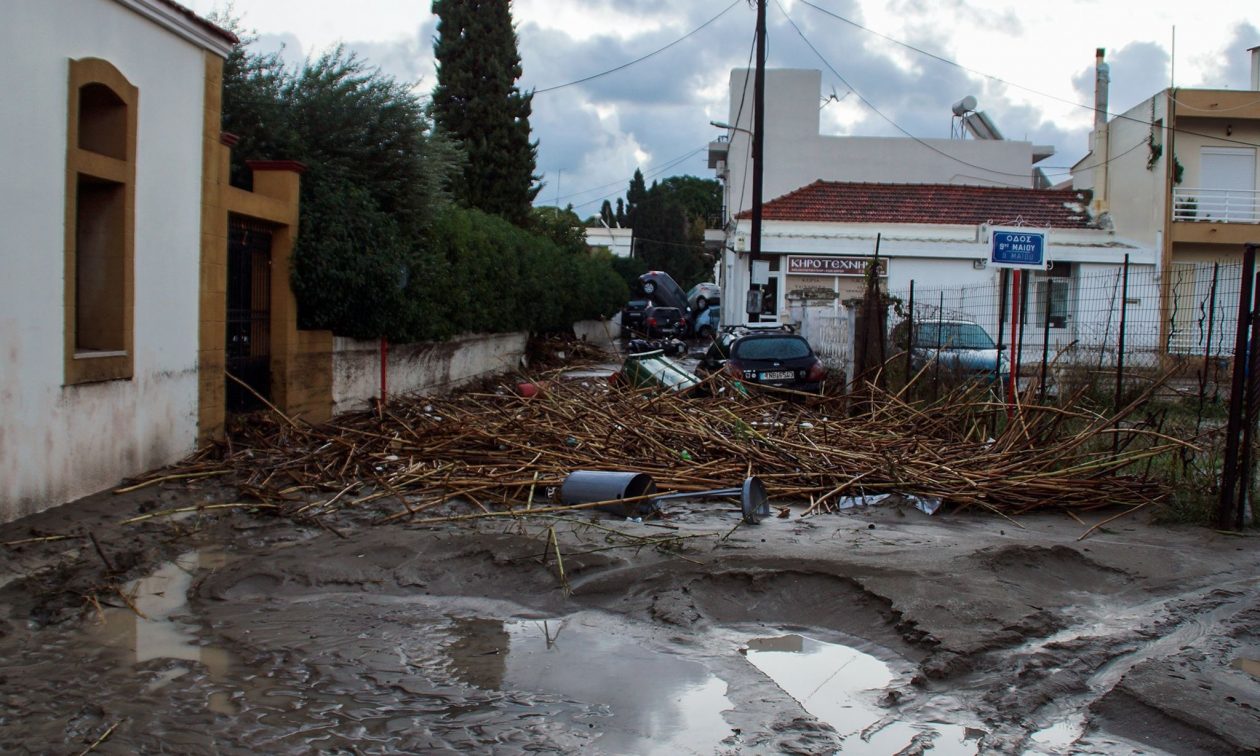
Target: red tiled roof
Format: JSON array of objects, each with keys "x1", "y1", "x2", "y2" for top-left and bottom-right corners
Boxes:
[
  {"x1": 154, "y1": 0, "x2": 239, "y2": 45},
  {"x1": 738, "y1": 181, "x2": 1095, "y2": 229}
]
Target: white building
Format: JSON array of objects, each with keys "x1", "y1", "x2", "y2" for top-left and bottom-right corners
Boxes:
[
  {"x1": 709, "y1": 68, "x2": 1060, "y2": 329},
  {"x1": 0, "y1": 0, "x2": 240, "y2": 521},
  {"x1": 735, "y1": 180, "x2": 1155, "y2": 363},
  {"x1": 585, "y1": 226, "x2": 634, "y2": 257}
]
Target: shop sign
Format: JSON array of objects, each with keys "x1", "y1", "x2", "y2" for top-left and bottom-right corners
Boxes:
[{"x1": 786, "y1": 256, "x2": 887, "y2": 276}]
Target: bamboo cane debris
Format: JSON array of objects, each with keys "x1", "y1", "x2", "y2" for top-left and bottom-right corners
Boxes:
[{"x1": 123, "y1": 366, "x2": 1186, "y2": 527}]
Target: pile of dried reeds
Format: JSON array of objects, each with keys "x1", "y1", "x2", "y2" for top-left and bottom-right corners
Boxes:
[{"x1": 124, "y1": 365, "x2": 1186, "y2": 527}]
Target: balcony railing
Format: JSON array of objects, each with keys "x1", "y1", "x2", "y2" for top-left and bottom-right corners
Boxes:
[{"x1": 1173, "y1": 187, "x2": 1260, "y2": 223}]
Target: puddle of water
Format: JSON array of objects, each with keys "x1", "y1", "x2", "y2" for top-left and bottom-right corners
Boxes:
[
  {"x1": 447, "y1": 615, "x2": 733, "y2": 755},
  {"x1": 90, "y1": 549, "x2": 237, "y2": 713},
  {"x1": 1233, "y1": 657, "x2": 1260, "y2": 679},
  {"x1": 743, "y1": 633, "x2": 979, "y2": 755},
  {"x1": 1029, "y1": 712, "x2": 1085, "y2": 750}
]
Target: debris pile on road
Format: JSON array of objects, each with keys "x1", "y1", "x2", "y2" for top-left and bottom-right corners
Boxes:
[{"x1": 134, "y1": 368, "x2": 1183, "y2": 525}]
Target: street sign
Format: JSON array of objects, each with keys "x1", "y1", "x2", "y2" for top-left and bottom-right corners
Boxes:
[{"x1": 989, "y1": 228, "x2": 1048, "y2": 269}]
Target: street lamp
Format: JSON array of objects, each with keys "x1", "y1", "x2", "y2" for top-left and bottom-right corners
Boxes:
[{"x1": 710, "y1": 120, "x2": 750, "y2": 135}]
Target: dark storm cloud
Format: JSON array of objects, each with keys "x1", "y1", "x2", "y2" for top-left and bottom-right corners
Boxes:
[
  {"x1": 1070, "y1": 42, "x2": 1168, "y2": 119},
  {"x1": 1192, "y1": 21, "x2": 1260, "y2": 89},
  {"x1": 520, "y1": 1, "x2": 758, "y2": 202},
  {"x1": 347, "y1": 17, "x2": 438, "y2": 90},
  {"x1": 243, "y1": 0, "x2": 1099, "y2": 206}
]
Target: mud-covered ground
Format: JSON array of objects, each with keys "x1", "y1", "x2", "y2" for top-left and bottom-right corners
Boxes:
[{"x1": 1, "y1": 469, "x2": 1258, "y2": 754}]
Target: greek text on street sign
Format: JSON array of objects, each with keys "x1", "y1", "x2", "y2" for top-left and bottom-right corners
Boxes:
[{"x1": 989, "y1": 228, "x2": 1048, "y2": 269}]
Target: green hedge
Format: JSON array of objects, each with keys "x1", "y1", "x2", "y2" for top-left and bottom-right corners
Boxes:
[{"x1": 297, "y1": 206, "x2": 626, "y2": 342}]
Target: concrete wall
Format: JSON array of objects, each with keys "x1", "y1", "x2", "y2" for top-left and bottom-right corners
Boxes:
[
  {"x1": 0, "y1": 1, "x2": 214, "y2": 521},
  {"x1": 573, "y1": 319, "x2": 620, "y2": 350},
  {"x1": 1075, "y1": 93, "x2": 1170, "y2": 248},
  {"x1": 332, "y1": 333, "x2": 529, "y2": 414}
]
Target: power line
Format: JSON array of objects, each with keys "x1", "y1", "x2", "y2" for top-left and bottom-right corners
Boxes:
[
  {"x1": 773, "y1": 0, "x2": 1043, "y2": 180},
  {"x1": 562, "y1": 147, "x2": 710, "y2": 212},
  {"x1": 533, "y1": 1, "x2": 742, "y2": 95},
  {"x1": 795, "y1": 0, "x2": 1260, "y2": 151}
]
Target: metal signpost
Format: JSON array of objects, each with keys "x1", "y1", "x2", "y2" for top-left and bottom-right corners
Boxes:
[{"x1": 989, "y1": 228, "x2": 1049, "y2": 403}]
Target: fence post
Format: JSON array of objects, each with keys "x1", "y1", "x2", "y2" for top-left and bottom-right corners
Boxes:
[
  {"x1": 1039, "y1": 276, "x2": 1052, "y2": 404},
  {"x1": 1199, "y1": 262, "x2": 1220, "y2": 407},
  {"x1": 933, "y1": 291, "x2": 944, "y2": 401},
  {"x1": 1016, "y1": 272, "x2": 1028, "y2": 393},
  {"x1": 1219, "y1": 244, "x2": 1257, "y2": 530},
  {"x1": 905, "y1": 279, "x2": 915, "y2": 390},
  {"x1": 995, "y1": 269, "x2": 1008, "y2": 378},
  {"x1": 1112, "y1": 255, "x2": 1130, "y2": 457},
  {"x1": 1237, "y1": 271, "x2": 1260, "y2": 529}
]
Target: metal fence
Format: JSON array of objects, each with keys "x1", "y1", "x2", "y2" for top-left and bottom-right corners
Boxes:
[
  {"x1": 874, "y1": 259, "x2": 1246, "y2": 400},
  {"x1": 792, "y1": 251, "x2": 1260, "y2": 527}
]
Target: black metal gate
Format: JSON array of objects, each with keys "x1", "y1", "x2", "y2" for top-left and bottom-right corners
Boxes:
[{"x1": 226, "y1": 217, "x2": 273, "y2": 412}]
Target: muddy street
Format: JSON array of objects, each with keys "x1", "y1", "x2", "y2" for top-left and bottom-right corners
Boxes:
[{"x1": 2, "y1": 482, "x2": 1258, "y2": 754}]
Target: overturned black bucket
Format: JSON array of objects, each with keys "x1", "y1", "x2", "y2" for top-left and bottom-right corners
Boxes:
[{"x1": 560, "y1": 471, "x2": 659, "y2": 517}]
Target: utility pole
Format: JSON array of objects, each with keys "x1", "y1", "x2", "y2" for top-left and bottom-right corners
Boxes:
[{"x1": 748, "y1": 0, "x2": 767, "y2": 318}]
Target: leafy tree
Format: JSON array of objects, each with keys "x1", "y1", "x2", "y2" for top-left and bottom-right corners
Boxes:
[
  {"x1": 530, "y1": 205, "x2": 588, "y2": 255},
  {"x1": 221, "y1": 39, "x2": 456, "y2": 340},
  {"x1": 431, "y1": 0, "x2": 540, "y2": 225},
  {"x1": 655, "y1": 176, "x2": 722, "y2": 224},
  {"x1": 219, "y1": 13, "x2": 625, "y2": 341},
  {"x1": 633, "y1": 191, "x2": 709, "y2": 288}
]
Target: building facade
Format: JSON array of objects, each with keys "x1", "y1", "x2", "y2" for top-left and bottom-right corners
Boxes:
[
  {"x1": 1072, "y1": 46, "x2": 1260, "y2": 349},
  {"x1": 709, "y1": 68, "x2": 1058, "y2": 329}
]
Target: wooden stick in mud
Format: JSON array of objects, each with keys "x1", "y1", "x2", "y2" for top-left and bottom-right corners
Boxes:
[
  {"x1": 113, "y1": 470, "x2": 229, "y2": 494},
  {"x1": 1, "y1": 533, "x2": 84, "y2": 547},
  {"x1": 76, "y1": 720, "x2": 122, "y2": 756},
  {"x1": 119, "y1": 502, "x2": 278, "y2": 525}
]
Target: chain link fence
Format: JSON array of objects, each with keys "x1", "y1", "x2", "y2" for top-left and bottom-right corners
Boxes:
[
  {"x1": 799, "y1": 260, "x2": 1246, "y2": 404},
  {"x1": 797, "y1": 256, "x2": 1257, "y2": 525}
]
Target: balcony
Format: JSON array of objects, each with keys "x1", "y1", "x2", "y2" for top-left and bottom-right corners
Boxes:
[{"x1": 1173, "y1": 187, "x2": 1260, "y2": 223}]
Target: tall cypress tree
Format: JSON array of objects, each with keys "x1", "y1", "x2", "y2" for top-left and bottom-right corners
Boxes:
[
  {"x1": 625, "y1": 168, "x2": 647, "y2": 229},
  {"x1": 431, "y1": 0, "x2": 540, "y2": 226}
]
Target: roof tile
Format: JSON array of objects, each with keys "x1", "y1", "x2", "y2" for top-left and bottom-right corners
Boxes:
[{"x1": 738, "y1": 181, "x2": 1095, "y2": 229}]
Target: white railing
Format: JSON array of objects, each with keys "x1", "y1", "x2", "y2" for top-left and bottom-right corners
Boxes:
[{"x1": 1173, "y1": 187, "x2": 1260, "y2": 223}]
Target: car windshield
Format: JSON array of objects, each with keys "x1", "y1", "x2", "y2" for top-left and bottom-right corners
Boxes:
[
  {"x1": 733, "y1": 336, "x2": 812, "y2": 361},
  {"x1": 914, "y1": 322, "x2": 995, "y2": 350}
]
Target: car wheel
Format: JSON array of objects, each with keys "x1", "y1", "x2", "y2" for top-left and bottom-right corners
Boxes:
[
  {"x1": 643, "y1": 281, "x2": 656, "y2": 294},
  {"x1": 696, "y1": 296, "x2": 708, "y2": 310}
]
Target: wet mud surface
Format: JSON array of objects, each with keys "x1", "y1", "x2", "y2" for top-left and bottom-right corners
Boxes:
[{"x1": 1, "y1": 484, "x2": 1259, "y2": 754}]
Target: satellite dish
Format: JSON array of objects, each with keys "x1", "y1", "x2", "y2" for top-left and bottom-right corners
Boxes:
[{"x1": 952, "y1": 95, "x2": 978, "y2": 116}]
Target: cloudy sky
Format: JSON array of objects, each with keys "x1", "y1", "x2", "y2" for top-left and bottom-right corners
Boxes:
[{"x1": 187, "y1": 0, "x2": 1257, "y2": 216}]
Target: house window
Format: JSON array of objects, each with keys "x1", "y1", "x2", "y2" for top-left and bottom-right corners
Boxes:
[
  {"x1": 1022, "y1": 263, "x2": 1072, "y2": 329},
  {"x1": 64, "y1": 59, "x2": 136, "y2": 384}
]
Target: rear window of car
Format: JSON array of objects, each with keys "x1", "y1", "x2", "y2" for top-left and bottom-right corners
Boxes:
[
  {"x1": 626, "y1": 299, "x2": 650, "y2": 309},
  {"x1": 732, "y1": 336, "x2": 812, "y2": 361},
  {"x1": 913, "y1": 322, "x2": 994, "y2": 349}
]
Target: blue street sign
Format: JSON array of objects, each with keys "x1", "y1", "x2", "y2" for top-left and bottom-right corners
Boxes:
[{"x1": 990, "y1": 230, "x2": 1047, "y2": 269}]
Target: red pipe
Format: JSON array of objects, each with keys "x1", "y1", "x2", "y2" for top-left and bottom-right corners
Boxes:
[{"x1": 1008, "y1": 270, "x2": 1021, "y2": 406}]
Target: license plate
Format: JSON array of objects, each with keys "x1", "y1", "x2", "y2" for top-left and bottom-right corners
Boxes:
[{"x1": 759, "y1": 370, "x2": 794, "y2": 381}]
